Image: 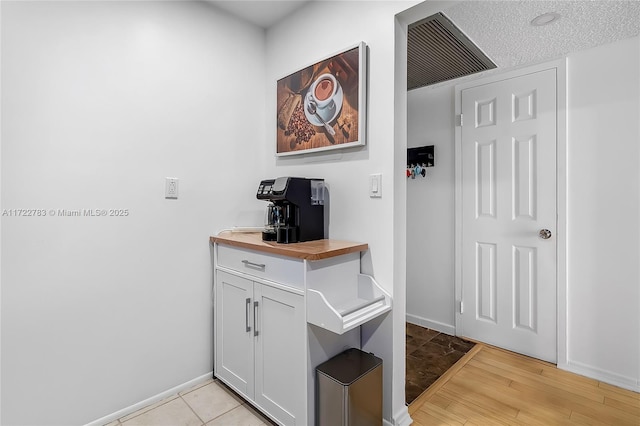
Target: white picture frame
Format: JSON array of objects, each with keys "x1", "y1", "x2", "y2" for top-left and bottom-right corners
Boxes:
[{"x1": 275, "y1": 42, "x2": 367, "y2": 156}]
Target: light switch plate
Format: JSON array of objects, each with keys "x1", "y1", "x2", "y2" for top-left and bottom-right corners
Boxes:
[{"x1": 369, "y1": 173, "x2": 382, "y2": 198}]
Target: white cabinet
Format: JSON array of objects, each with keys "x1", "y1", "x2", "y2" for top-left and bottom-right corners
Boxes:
[
  {"x1": 254, "y1": 283, "x2": 305, "y2": 424},
  {"x1": 214, "y1": 255, "x2": 305, "y2": 426},
  {"x1": 211, "y1": 234, "x2": 391, "y2": 426},
  {"x1": 215, "y1": 270, "x2": 254, "y2": 399}
]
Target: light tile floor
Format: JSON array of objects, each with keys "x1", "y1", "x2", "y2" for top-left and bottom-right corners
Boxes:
[{"x1": 104, "y1": 379, "x2": 274, "y2": 426}]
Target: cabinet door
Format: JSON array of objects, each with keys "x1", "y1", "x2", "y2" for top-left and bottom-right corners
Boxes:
[
  {"x1": 215, "y1": 270, "x2": 254, "y2": 400},
  {"x1": 254, "y1": 284, "x2": 305, "y2": 426}
]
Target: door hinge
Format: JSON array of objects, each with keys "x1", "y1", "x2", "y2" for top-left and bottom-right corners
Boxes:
[
  {"x1": 459, "y1": 300, "x2": 464, "y2": 314},
  {"x1": 457, "y1": 114, "x2": 463, "y2": 127}
]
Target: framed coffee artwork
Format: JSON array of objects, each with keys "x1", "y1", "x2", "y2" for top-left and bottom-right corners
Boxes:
[{"x1": 276, "y1": 42, "x2": 367, "y2": 156}]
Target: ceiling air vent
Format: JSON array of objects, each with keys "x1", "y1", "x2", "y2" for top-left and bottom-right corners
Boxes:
[{"x1": 408, "y1": 12, "x2": 496, "y2": 90}]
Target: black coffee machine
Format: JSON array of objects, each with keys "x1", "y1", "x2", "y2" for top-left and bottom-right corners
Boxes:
[{"x1": 256, "y1": 177, "x2": 325, "y2": 243}]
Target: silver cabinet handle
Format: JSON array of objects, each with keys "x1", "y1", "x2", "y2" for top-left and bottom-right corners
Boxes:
[
  {"x1": 242, "y1": 260, "x2": 266, "y2": 270},
  {"x1": 245, "y1": 298, "x2": 251, "y2": 332},
  {"x1": 539, "y1": 229, "x2": 552, "y2": 239},
  {"x1": 253, "y1": 301, "x2": 259, "y2": 337}
]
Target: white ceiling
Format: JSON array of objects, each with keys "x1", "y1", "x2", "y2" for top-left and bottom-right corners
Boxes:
[
  {"x1": 444, "y1": 0, "x2": 640, "y2": 69},
  {"x1": 208, "y1": 0, "x2": 640, "y2": 71},
  {"x1": 207, "y1": 0, "x2": 313, "y2": 29}
]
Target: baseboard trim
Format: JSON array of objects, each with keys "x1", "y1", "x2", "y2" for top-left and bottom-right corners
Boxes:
[
  {"x1": 392, "y1": 404, "x2": 413, "y2": 426},
  {"x1": 561, "y1": 360, "x2": 640, "y2": 393},
  {"x1": 84, "y1": 372, "x2": 213, "y2": 426},
  {"x1": 406, "y1": 314, "x2": 455, "y2": 335}
]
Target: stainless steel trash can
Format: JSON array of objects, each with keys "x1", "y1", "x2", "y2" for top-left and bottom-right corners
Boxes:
[{"x1": 316, "y1": 348, "x2": 382, "y2": 426}]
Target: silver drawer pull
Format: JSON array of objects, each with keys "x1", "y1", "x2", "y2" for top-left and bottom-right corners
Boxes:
[
  {"x1": 254, "y1": 301, "x2": 259, "y2": 337},
  {"x1": 242, "y1": 260, "x2": 266, "y2": 270},
  {"x1": 245, "y1": 298, "x2": 251, "y2": 332}
]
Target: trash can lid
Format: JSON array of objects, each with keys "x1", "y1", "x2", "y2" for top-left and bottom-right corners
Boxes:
[{"x1": 316, "y1": 348, "x2": 382, "y2": 386}]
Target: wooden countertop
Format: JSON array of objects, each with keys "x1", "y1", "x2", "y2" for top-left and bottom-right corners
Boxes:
[{"x1": 210, "y1": 232, "x2": 368, "y2": 261}]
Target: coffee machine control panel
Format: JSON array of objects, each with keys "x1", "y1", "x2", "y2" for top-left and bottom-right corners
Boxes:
[
  {"x1": 256, "y1": 179, "x2": 275, "y2": 199},
  {"x1": 257, "y1": 177, "x2": 293, "y2": 200}
]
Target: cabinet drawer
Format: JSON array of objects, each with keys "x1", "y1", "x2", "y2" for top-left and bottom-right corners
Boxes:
[{"x1": 216, "y1": 244, "x2": 303, "y2": 289}]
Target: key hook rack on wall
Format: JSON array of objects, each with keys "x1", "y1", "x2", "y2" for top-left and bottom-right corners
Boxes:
[{"x1": 407, "y1": 145, "x2": 434, "y2": 179}]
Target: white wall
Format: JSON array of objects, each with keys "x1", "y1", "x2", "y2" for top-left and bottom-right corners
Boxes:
[
  {"x1": 0, "y1": 1, "x2": 267, "y2": 424},
  {"x1": 564, "y1": 35, "x2": 640, "y2": 390},
  {"x1": 405, "y1": 35, "x2": 640, "y2": 391},
  {"x1": 4, "y1": 2, "x2": 635, "y2": 426},
  {"x1": 406, "y1": 84, "x2": 456, "y2": 334},
  {"x1": 264, "y1": 1, "x2": 419, "y2": 423}
]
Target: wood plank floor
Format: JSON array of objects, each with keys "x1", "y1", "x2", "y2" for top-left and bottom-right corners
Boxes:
[{"x1": 408, "y1": 343, "x2": 640, "y2": 425}]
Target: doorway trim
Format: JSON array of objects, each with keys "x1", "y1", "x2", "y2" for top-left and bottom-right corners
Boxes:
[{"x1": 453, "y1": 59, "x2": 568, "y2": 367}]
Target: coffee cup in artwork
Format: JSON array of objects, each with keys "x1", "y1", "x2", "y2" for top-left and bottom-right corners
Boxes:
[{"x1": 309, "y1": 73, "x2": 339, "y2": 110}]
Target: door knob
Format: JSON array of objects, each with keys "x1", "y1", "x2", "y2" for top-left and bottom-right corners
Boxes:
[{"x1": 539, "y1": 229, "x2": 552, "y2": 239}]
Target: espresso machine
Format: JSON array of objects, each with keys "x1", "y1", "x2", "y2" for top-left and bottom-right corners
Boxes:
[{"x1": 256, "y1": 177, "x2": 325, "y2": 243}]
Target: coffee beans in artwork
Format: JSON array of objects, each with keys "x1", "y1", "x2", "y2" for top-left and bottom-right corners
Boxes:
[{"x1": 284, "y1": 103, "x2": 316, "y2": 144}]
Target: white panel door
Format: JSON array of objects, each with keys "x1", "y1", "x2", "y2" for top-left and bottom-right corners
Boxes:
[
  {"x1": 254, "y1": 284, "x2": 305, "y2": 426},
  {"x1": 461, "y1": 69, "x2": 557, "y2": 363},
  {"x1": 215, "y1": 270, "x2": 254, "y2": 399}
]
